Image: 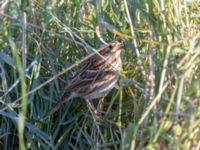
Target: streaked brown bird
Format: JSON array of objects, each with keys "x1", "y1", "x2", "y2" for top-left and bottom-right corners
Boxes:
[{"x1": 45, "y1": 39, "x2": 123, "y2": 118}]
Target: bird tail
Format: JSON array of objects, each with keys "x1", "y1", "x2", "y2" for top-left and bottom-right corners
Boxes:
[
  {"x1": 44, "y1": 100, "x2": 64, "y2": 119},
  {"x1": 44, "y1": 89, "x2": 71, "y2": 119}
]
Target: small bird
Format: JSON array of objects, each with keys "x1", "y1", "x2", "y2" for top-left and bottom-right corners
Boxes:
[{"x1": 45, "y1": 39, "x2": 123, "y2": 118}]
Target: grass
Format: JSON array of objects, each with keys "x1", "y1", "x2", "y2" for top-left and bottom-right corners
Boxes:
[{"x1": 0, "y1": 0, "x2": 200, "y2": 149}]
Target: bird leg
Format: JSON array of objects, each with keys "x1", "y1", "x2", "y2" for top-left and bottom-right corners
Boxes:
[
  {"x1": 96, "y1": 95, "x2": 109, "y2": 116},
  {"x1": 85, "y1": 99, "x2": 98, "y2": 120},
  {"x1": 85, "y1": 99, "x2": 105, "y2": 144},
  {"x1": 97, "y1": 96, "x2": 105, "y2": 115}
]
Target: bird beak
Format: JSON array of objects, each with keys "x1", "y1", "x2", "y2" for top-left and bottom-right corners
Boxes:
[{"x1": 113, "y1": 42, "x2": 123, "y2": 51}]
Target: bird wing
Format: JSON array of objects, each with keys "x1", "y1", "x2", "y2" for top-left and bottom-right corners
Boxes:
[
  {"x1": 44, "y1": 66, "x2": 105, "y2": 119},
  {"x1": 66, "y1": 70, "x2": 105, "y2": 90},
  {"x1": 60, "y1": 65, "x2": 105, "y2": 100}
]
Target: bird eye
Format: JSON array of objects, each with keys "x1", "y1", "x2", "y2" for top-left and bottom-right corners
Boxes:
[{"x1": 109, "y1": 45, "x2": 113, "y2": 49}]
